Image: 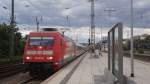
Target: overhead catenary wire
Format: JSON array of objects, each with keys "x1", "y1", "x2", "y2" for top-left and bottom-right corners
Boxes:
[{"x1": 25, "y1": 0, "x2": 44, "y2": 16}]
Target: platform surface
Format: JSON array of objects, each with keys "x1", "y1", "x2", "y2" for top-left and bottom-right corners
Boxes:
[
  {"x1": 66, "y1": 53, "x2": 106, "y2": 84},
  {"x1": 42, "y1": 52, "x2": 150, "y2": 84},
  {"x1": 123, "y1": 56, "x2": 150, "y2": 84}
]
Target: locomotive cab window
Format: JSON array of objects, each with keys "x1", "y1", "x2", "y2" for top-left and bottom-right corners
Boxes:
[{"x1": 29, "y1": 37, "x2": 54, "y2": 46}]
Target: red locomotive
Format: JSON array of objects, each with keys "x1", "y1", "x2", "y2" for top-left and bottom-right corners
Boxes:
[{"x1": 23, "y1": 30, "x2": 76, "y2": 77}]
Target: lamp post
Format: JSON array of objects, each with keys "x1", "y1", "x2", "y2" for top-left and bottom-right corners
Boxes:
[{"x1": 130, "y1": 0, "x2": 134, "y2": 77}]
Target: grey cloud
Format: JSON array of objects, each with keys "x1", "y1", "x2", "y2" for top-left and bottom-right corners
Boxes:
[{"x1": 0, "y1": 0, "x2": 150, "y2": 28}]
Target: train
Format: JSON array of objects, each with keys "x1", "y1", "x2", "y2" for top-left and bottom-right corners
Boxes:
[{"x1": 23, "y1": 30, "x2": 77, "y2": 77}]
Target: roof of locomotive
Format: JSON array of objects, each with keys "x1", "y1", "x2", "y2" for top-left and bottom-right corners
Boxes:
[
  {"x1": 29, "y1": 31, "x2": 61, "y2": 35},
  {"x1": 42, "y1": 28, "x2": 58, "y2": 31},
  {"x1": 29, "y1": 31, "x2": 75, "y2": 42}
]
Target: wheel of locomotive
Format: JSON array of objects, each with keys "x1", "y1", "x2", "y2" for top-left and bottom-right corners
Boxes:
[
  {"x1": 29, "y1": 68, "x2": 37, "y2": 78},
  {"x1": 42, "y1": 63, "x2": 54, "y2": 78},
  {"x1": 29, "y1": 63, "x2": 54, "y2": 78}
]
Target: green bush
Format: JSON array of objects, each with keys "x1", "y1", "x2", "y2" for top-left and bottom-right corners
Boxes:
[
  {"x1": 137, "y1": 49, "x2": 144, "y2": 54},
  {"x1": 0, "y1": 55, "x2": 22, "y2": 64},
  {"x1": 0, "y1": 23, "x2": 25, "y2": 58},
  {"x1": 0, "y1": 23, "x2": 25, "y2": 64}
]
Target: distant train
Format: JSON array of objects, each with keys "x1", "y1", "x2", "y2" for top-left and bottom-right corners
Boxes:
[{"x1": 23, "y1": 30, "x2": 77, "y2": 77}]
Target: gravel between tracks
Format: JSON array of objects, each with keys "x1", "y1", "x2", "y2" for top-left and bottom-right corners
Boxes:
[{"x1": 0, "y1": 72, "x2": 42, "y2": 84}]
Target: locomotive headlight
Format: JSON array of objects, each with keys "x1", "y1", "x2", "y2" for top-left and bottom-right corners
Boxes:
[
  {"x1": 26, "y1": 56, "x2": 31, "y2": 60},
  {"x1": 26, "y1": 50, "x2": 36, "y2": 55},
  {"x1": 46, "y1": 57, "x2": 53, "y2": 60},
  {"x1": 43, "y1": 50, "x2": 53, "y2": 55}
]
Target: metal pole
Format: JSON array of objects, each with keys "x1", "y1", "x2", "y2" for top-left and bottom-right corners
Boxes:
[
  {"x1": 76, "y1": 30, "x2": 78, "y2": 43},
  {"x1": 10, "y1": 0, "x2": 15, "y2": 26},
  {"x1": 36, "y1": 16, "x2": 39, "y2": 32},
  {"x1": 89, "y1": 27, "x2": 91, "y2": 46},
  {"x1": 130, "y1": 0, "x2": 134, "y2": 77},
  {"x1": 66, "y1": 15, "x2": 71, "y2": 27},
  {"x1": 9, "y1": 0, "x2": 15, "y2": 57},
  {"x1": 66, "y1": 15, "x2": 73, "y2": 38},
  {"x1": 141, "y1": 13, "x2": 146, "y2": 30},
  {"x1": 100, "y1": 25, "x2": 102, "y2": 46},
  {"x1": 90, "y1": 0, "x2": 95, "y2": 54}
]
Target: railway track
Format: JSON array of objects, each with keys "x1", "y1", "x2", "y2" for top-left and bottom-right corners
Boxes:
[
  {"x1": 103, "y1": 51, "x2": 150, "y2": 62},
  {"x1": 124, "y1": 52, "x2": 150, "y2": 62},
  {"x1": 0, "y1": 63, "x2": 25, "y2": 79},
  {"x1": 20, "y1": 78, "x2": 35, "y2": 84}
]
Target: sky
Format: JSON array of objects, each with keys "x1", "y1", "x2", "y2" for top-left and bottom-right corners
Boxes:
[{"x1": 0, "y1": 0, "x2": 150, "y2": 43}]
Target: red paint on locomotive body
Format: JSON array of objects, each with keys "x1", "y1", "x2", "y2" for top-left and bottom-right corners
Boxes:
[{"x1": 23, "y1": 31, "x2": 76, "y2": 74}]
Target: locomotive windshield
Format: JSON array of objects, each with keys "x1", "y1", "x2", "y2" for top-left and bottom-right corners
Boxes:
[{"x1": 29, "y1": 37, "x2": 54, "y2": 46}]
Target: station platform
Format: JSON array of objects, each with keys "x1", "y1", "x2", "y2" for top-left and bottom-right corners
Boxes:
[
  {"x1": 41, "y1": 52, "x2": 150, "y2": 84},
  {"x1": 123, "y1": 56, "x2": 150, "y2": 84}
]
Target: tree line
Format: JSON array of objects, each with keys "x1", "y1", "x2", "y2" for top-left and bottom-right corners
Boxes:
[
  {"x1": 123, "y1": 34, "x2": 150, "y2": 54},
  {"x1": 0, "y1": 23, "x2": 25, "y2": 58}
]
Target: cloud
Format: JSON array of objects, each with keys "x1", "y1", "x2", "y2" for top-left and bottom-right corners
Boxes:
[
  {"x1": 0, "y1": 0, "x2": 149, "y2": 28},
  {"x1": 1, "y1": 0, "x2": 150, "y2": 43}
]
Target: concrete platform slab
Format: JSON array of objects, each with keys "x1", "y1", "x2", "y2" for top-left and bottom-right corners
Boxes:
[
  {"x1": 66, "y1": 53, "x2": 106, "y2": 84},
  {"x1": 123, "y1": 56, "x2": 150, "y2": 84},
  {"x1": 41, "y1": 53, "x2": 87, "y2": 84},
  {"x1": 42, "y1": 52, "x2": 150, "y2": 84}
]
